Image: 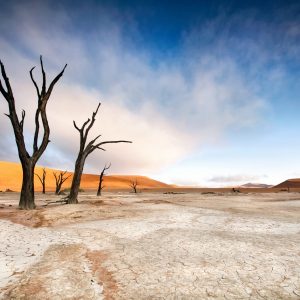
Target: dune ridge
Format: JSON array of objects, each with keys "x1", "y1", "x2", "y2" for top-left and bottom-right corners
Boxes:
[{"x1": 273, "y1": 178, "x2": 300, "y2": 189}]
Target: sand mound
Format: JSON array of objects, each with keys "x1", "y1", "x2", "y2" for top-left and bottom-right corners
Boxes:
[
  {"x1": 273, "y1": 178, "x2": 300, "y2": 189},
  {"x1": 0, "y1": 161, "x2": 170, "y2": 192}
]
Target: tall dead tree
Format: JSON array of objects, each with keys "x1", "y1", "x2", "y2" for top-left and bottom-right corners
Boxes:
[
  {"x1": 35, "y1": 168, "x2": 46, "y2": 194},
  {"x1": 0, "y1": 57, "x2": 67, "y2": 209},
  {"x1": 97, "y1": 163, "x2": 111, "y2": 196},
  {"x1": 53, "y1": 171, "x2": 71, "y2": 195},
  {"x1": 67, "y1": 103, "x2": 131, "y2": 204},
  {"x1": 130, "y1": 179, "x2": 138, "y2": 193}
]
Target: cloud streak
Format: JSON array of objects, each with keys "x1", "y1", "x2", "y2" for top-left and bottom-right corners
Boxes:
[{"x1": 209, "y1": 174, "x2": 267, "y2": 184}]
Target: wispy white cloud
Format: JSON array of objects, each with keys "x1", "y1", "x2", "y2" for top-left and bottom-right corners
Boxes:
[{"x1": 209, "y1": 174, "x2": 267, "y2": 184}]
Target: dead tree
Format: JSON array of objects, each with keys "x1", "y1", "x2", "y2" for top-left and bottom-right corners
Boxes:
[
  {"x1": 67, "y1": 103, "x2": 131, "y2": 204},
  {"x1": 53, "y1": 171, "x2": 71, "y2": 195},
  {"x1": 35, "y1": 168, "x2": 46, "y2": 194},
  {"x1": 97, "y1": 163, "x2": 111, "y2": 196},
  {"x1": 0, "y1": 57, "x2": 67, "y2": 209},
  {"x1": 130, "y1": 179, "x2": 138, "y2": 193}
]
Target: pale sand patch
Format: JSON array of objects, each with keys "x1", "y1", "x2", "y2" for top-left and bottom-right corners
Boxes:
[{"x1": 4, "y1": 244, "x2": 103, "y2": 300}]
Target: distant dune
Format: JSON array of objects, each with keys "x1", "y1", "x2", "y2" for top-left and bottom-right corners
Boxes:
[
  {"x1": 273, "y1": 178, "x2": 300, "y2": 189},
  {"x1": 0, "y1": 161, "x2": 171, "y2": 192},
  {"x1": 240, "y1": 183, "x2": 273, "y2": 188}
]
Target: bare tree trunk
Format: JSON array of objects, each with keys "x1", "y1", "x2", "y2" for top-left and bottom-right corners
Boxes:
[
  {"x1": 97, "y1": 183, "x2": 101, "y2": 196},
  {"x1": 97, "y1": 163, "x2": 111, "y2": 196},
  {"x1": 19, "y1": 160, "x2": 36, "y2": 209},
  {"x1": 67, "y1": 103, "x2": 131, "y2": 204},
  {"x1": 68, "y1": 155, "x2": 85, "y2": 204},
  {"x1": 0, "y1": 57, "x2": 66, "y2": 209},
  {"x1": 35, "y1": 167, "x2": 46, "y2": 194},
  {"x1": 55, "y1": 185, "x2": 60, "y2": 195}
]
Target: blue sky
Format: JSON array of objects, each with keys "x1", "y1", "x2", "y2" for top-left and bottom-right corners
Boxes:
[{"x1": 0, "y1": 0, "x2": 299, "y2": 186}]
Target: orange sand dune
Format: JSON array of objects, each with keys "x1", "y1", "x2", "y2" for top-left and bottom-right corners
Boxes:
[{"x1": 0, "y1": 161, "x2": 171, "y2": 192}]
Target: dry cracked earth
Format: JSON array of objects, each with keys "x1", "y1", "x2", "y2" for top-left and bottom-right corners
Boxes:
[{"x1": 0, "y1": 191, "x2": 300, "y2": 299}]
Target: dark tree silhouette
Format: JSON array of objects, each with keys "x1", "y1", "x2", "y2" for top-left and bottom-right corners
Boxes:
[
  {"x1": 97, "y1": 163, "x2": 111, "y2": 196},
  {"x1": 67, "y1": 103, "x2": 131, "y2": 204},
  {"x1": 0, "y1": 56, "x2": 67, "y2": 209},
  {"x1": 130, "y1": 179, "x2": 138, "y2": 193},
  {"x1": 35, "y1": 168, "x2": 46, "y2": 194},
  {"x1": 53, "y1": 171, "x2": 71, "y2": 195}
]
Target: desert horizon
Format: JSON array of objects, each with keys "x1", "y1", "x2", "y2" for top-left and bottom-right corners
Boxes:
[{"x1": 2, "y1": 160, "x2": 300, "y2": 194}]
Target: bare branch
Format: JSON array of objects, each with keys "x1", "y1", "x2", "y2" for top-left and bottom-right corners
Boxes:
[
  {"x1": 33, "y1": 109, "x2": 40, "y2": 153},
  {"x1": 104, "y1": 162, "x2": 111, "y2": 170},
  {"x1": 85, "y1": 103, "x2": 101, "y2": 135},
  {"x1": 73, "y1": 121, "x2": 81, "y2": 132},
  {"x1": 0, "y1": 61, "x2": 28, "y2": 155},
  {"x1": 73, "y1": 118, "x2": 91, "y2": 135},
  {"x1": 95, "y1": 146, "x2": 106, "y2": 151},
  {"x1": 95, "y1": 140, "x2": 132, "y2": 148},
  {"x1": 0, "y1": 78, "x2": 8, "y2": 99},
  {"x1": 62, "y1": 170, "x2": 67, "y2": 175},
  {"x1": 46, "y1": 63, "x2": 67, "y2": 96},
  {"x1": 81, "y1": 118, "x2": 91, "y2": 132},
  {"x1": 95, "y1": 102, "x2": 101, "y2": 114},
  {"x1": 19, "y1": 110, "x2": 25, "y2": 131},
  {"x1": 62, "y1": 173, "x2": 72, "y2": 184},
  {"x1": 29, "y1": 67, "x2": 40, "y2": 99},
  {"x1": 0, "y1": 60, "x2": 13, "y2": 98},
  {"x1": 40, "y1": 56, "x2": 46, "y2": 95},
  {"x1": 86, "y1": 144, "x2": 106, "y2": 155},
  {"x1": 53, "y1": 172, "x2": 59, "y2": 184},
  {"x1": 86, "y1": 134, "x2": 101, "y2": 149},
  {"x1": 35, "y1": 173, "x2": 43, "y2": 184}
]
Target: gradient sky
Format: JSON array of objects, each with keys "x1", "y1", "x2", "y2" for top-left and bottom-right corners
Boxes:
[{"x1": 0, "y1": 0, "x2": 299, "y2": 186}]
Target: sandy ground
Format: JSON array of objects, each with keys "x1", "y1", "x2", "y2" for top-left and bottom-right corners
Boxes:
[{"x1": 0, "y1": 191, "x2": 300, "y2": 299}]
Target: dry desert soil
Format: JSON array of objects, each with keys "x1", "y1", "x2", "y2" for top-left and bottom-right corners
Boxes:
[{"x1": 0, "y1": 191, "x2": 300, "y2": 299}]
